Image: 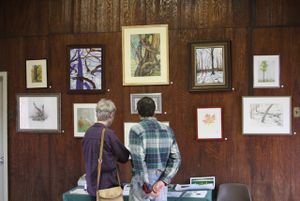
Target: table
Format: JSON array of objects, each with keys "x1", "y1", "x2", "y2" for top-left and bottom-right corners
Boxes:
[{"x1": 63, "y1": 186, "x2": 213, "y2": 201}]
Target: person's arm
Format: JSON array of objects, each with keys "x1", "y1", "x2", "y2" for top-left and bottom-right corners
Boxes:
[{"x1": 110, "y1": 132, "x2": 130, "y2": 163}]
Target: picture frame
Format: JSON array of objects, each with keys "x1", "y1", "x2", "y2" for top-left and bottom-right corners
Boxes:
[
  {"x1": 26, "y1": 59, "x2": 48, "y2": 88},
  {"x1": 242, "y1": 96, "x2": 291, "y2": 135},
  {"x1": 189, "y1": 41, "x2": 231, "y2": 91},
  {"x1": 123, "y1": 121, "x2": 169, "y2": 151},
  {"x1": 16, "y1": 93, "x2": 61, "y2": 133},
  {"x1": 73, "y1": 103, "x2": 97, "y2": 137},
  {"x1": 253, "y1": 55, "x2": 280, "y2": 88},
  {"x1": 197, "y1": 107, "x2": 223, "y2": 140},
  {"x1": 67, "y1": 45, "x2": 105, "y2": 93},
  {"x1": 122, "y1": 24, "x2": 169, "y2": 86},
  {"x1": 130, "y1": 93, "x2": 162, "y2": 114}
]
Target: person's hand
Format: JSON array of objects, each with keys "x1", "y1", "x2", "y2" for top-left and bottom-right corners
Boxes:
[
  {"x1": 149, "y1": 189, "x2": 160, "y2": 197},
  {"x1": 152, "y1": 180, "x2": 166, "y2": 193}
]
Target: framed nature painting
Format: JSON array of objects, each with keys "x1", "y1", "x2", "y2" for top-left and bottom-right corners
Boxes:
[
  {"x1": 130, "y1": 93, "x2": 162, "y2": 114},
  {"x1": 16, "y1": 93, "x2": 61, "y2": 133},
  {"x1": 73, "y1": 103, "x2": 97, "y2": 137},
  {"x1": 242, "y1": 96, "x2": 291, "y2": 135},
  {"x1": 26, "y1": 59, "x2": 48, "y2": 88},
  {"x1": 189, "y1": 41, "x2": 231, "y2": 91},
  {"x1": 122, "y1": 24, "x2": 169, "y2": 86},
  {"x1": 253, "y1": 55, "x2": 280, "y2": 88},
  {"x1": 197, "y1": 107, "x2": 223, "y2": 140},
  {"x1": 68, "y1": 45, "x2": 105, "y2": 93}
]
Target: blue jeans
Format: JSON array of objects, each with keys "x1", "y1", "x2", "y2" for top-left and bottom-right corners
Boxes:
[{"x1": 129, "y1": 170, "x2": 167, "y2": 201}]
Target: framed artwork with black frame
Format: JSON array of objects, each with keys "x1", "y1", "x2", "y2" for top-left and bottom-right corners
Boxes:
[
  {"x1": 189, "y1": 41, "x2": 231, "y2": 91},
  {"x1": 26, "y1": 59, "x2": 48, "y2": 89},
  {"x1": 67, "y1": 45, "x2": 105, "y2": 93},
  {"x1": 16, "y1": 93, "x2": 61, "y2": 133}
]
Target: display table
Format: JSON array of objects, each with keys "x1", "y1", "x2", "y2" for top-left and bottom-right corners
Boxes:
[{"x1": 62, "y1": 186, "x2": 213, "y2": 201}]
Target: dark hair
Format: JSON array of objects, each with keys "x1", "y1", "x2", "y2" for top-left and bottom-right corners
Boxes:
[{"x1": 137, "y1": 97, "x2": 156, "y2": 117}]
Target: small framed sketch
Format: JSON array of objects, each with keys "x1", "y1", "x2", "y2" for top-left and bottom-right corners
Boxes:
[
  {"x1": 189, "y1": 41, "x2": 231, "y2": 91},
  {"x1": 16, "y1": 93, "x2": 61, "y2": 133},
  {"x1": 253, "y1": 55, "x2": 280, "y2": 88},
  {"x1": 67, "y1": 45, "x2": 105, "y2": 93},
  {"x1": 197, "y1": 107, "x2": 223, "y2": 140},
  {"x1": 130, "y1": 93, "x2": 162, "y2": 114},
  {"x1": 73, "y1": 103, "x2": 97, "y2": 137},
  {"x1": 26, "y1": 59, "x2": 48, "y2": 88},
  {"x1": 122, "y1": 24, "x2": 169, "y2": 86},
  {"x1": 242, "y1": 96, "x2": 291, "y2": 135},
  {"x1": 124, "y1": 121, "x2": 169, "y2": 150}
]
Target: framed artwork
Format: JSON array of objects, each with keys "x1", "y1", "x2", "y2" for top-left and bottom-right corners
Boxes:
[
  {"x1": 197, "y1": 107, "x2": 223, "y2": 140},
  {"x1": 122, "y1": 24, "x2": 169, "y2": 86},
  {"x1": 73, "y1": 103, "x2": 97, "y2": 137},
  {"x1": 189, "y1": 41, "x2": 231, "y2": 91},
  {"x1": 242, "y1": 96, "x2": 291, "y2": 135},
  {"x1": 123, "y1": 121, "x2": 169, "y2": 151},
  {"x1": 67, "y1": 45, "x2": 105, "y2": 93},
  {"x1": 130, "y1": 93, "x2": 162, "y2": 114},
  {"x1": 26, "y1": 59, "x2": 48, "y2": 88},
  {"x1": 16, "y1": 93, "x2": 61, "y2": 133},
  {"x1": 253, "y1": 55, "x2": 280, "y2": 88}
]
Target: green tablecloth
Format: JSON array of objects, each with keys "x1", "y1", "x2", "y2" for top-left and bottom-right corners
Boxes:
[{"x1": 63, "y1": 186, "x2": 213, "y2": 201}]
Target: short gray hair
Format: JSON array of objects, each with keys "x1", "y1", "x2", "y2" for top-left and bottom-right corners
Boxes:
[{"x1": 96, "y1": 99, "x2": 116, "y2": 121}]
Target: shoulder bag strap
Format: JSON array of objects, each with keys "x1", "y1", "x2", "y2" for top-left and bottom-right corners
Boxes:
[{"x1": 96, "y1": 128, "x2": 105, "y2": 190}]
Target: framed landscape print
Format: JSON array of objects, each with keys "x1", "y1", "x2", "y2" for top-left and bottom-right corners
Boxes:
[
  {"x1": 26, "y1": 59, "x2": 48, "y2": 88},
  {"x1": 68, "y1": 45, "x2": 105, "y2": 93},
  {"x1": 73, "y1": 103, "x2": 97, "y2": 137},
  {"x1": 253, "y1": 55, "x2": 280, "y2": 88},
  {"x1": 130, "y1": 93, "x2": 162, "y2": 114},
  {"x1": 189, "y1": 41, "x2": 231, "y2": 91},
  {"x1": 122, "y1": 24, "x2": 169, "y2": 86},
  {"x1": 242, "y1": 96, "x2": 291, "y2": 135},
  {"x1": 197, "y1": 107, "x2": 223, "y2": 140},
  {"x1": 16, "y1": 93, "x2": 61, "y2": 133}
]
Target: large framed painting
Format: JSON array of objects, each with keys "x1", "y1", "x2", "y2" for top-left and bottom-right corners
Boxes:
[
  {"x1": 242, "y1": 96, "x2": 291, "y2": 135},
  {"x1": 189, "y1": 41, "x2": 231, "y2": 91},
  {"x1": 67, "y1": 45, "x2": 105, "y2": 93},
  {"x1": 16, "y1": 93, "x2": 61, "y2": 133},
  {"x1": 26, "y1": 59, "x2": 48, "y2": 89},
  {"x1": 73, "y1": 103, "x2": 97, "y2": 137},
  {"x1": 253, "y1": 55, "x2": 280, "y2": 88},
  {"x1": 122, "y1": 24, "x2": 169, "y2": 86}
]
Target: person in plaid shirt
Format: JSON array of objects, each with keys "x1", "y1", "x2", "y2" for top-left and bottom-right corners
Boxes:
[{"x1": 129, "y1": 97, "x2": 181, "y2": 201}]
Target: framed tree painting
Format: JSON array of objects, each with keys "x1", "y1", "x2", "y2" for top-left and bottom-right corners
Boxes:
[
  {"x1": 26, "y1": 59, "x2": 48, "y2": 88},
  {"x1": 253, "y1": 55, "x2": 280, "y2": 88},
  {"x1": 189, "y1": 41, "x2": 231, "y2": 91},
  {"x1": 242, "y1": 96, "x2": 291, "y2": 135},
  {"x1": 68, "y1": 45, "x2": 105, "y2": 93},
  {"x1": 16, "y1": 93, "x2": 61, "y2": 133},
  {"x1": 122, "y1": 24, "x2": 169, "y2": 86}
]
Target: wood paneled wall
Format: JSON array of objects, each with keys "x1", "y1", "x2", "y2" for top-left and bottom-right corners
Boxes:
[{"x1": 0, "y1": 1, "x2": 300, "y2": 201}]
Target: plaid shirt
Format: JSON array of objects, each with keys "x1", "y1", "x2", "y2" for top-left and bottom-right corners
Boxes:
[{"x1": 129, "y1": 117, "x2": 181, "y2": 185}]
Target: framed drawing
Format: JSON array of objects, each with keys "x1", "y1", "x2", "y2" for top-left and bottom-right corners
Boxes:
[
  {"x1": 242, "y1": 96, "x2": 291, "y2": 135},
  {"x1": 189, "y1": 41, "x2": 231, "y2": 91},
  {"x1": 124, "y1": 121, "x2": 169, "y2": 151},
  {"x1": 122, "y1": 24, "x2": 169, "y2": 86},
  {"x1": 197, "y1": 107, "x2": 223, "y2": 140},
  {"x1": 26, "y1": 59, "x2": 48, "y2": 88},
  {"x1": 130, "y1": 93, "x2": 162, "y2": 114},
  {"x1": 67, "y1": 45, "x2": 105, "y2": 93},
  {"x1": 253, "y1": 55, "x2": 280, "y2": 88},
  {"x1": 73, "y1": 103, "x2": 97, "y2": 137},
  {"x1": 16, "y1": 93, "x2": 61, "y2": 133}
]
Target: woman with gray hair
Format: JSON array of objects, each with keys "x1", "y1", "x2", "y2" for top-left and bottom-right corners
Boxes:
[{"x1": 82, "y1": 98, "x2": 130, "y2": 201}]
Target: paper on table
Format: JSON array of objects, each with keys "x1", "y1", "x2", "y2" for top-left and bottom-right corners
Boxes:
[
  {"x1": 167, "y1": 191, "x2": 183, "y2": 197},
  {"x1": 182, "y1": 190, "x2": 208, "y2": 198},
  {"x1": 175, "y1": 184, "x2": 206, "y2": 191},
  {"x1": 70, "y1": 188, "x2": 89, "y2": 195}
]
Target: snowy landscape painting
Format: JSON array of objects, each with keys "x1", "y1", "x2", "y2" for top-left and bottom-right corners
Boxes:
[
  {"x1": 189, "y1": 41, "x2": 231, "y2": 91},
  {"x1": 242, "y1": 96, "x2": 291, "y2": 135}
]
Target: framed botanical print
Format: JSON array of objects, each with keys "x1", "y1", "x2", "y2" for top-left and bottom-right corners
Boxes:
[
  {"x1": 68, "y1": 45, "x2": 105, "y2": 93},
  {"x1": 26, "y1": 59, "x2": 48, "y2": 88},
  {"x1": 122, "y1": 24, "x2": 169, "y2": 86}
]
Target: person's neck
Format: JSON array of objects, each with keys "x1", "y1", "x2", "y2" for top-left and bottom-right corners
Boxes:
[{"x1": 98, "y1": 121, "x2": 108, "y2": 127}]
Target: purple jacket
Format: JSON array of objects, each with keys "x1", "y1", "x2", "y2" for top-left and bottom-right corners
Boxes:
[{"x1": 82, "y1": 123, "x2": 130, "y2": 196}]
